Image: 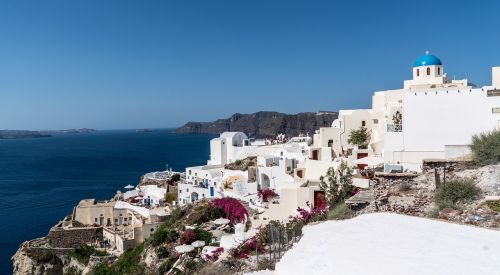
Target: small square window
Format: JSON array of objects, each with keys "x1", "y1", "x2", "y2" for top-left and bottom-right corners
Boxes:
[{"x1": 361, "y1": 121, "x2": 366, "y2": 127}]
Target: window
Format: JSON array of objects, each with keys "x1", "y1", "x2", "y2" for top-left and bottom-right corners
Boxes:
[
  {"x1": 427, "y1": 67, "x2": 430, "y2": 75},
  {"x1": 438, "y1": 67, "x2": 441, "y2": 75},
  {"x1": 95, "y1": 218, "x2": 98, "y2": 223},
  {"x1": 361, "y1": 121, "x2": 366, "y2": 127},
  {"x1": 327, "y1": 139, "x2": 333, "y2": 147},
  {"x1": 114, "y1": 218, "x2": 118, "y2": 222},
  {"x1": 416, "y1": 69, "x2": 419, "y2": 76},
  {"x1": 189, "y1": 170, "x2": 191, "y2": 175},
  {"x1": 373, "y1": 119, "x2": 379, "y2": 124}
]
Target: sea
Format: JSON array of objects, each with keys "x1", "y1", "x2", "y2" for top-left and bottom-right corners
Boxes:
[{"x1": 0, "y1": 129, "x2": 215, "y2": 274}]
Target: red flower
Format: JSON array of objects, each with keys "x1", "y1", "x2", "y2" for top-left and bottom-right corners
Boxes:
[
  {"x1": 257, "y1": 188, "x2": 278, "y2": 202},
  {"x1": 213, "y1": 197, "x2": 248, "y2": 224},
  {"x1": 179, "y1": 230, "x2": 197, "y2": 245}
]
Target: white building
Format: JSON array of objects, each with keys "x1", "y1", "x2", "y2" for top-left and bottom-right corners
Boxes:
[
  {"x1": 178, "y1": 132, "x2": 313, "y2": 207},
  {"x1": 208, "y1": 132, "x2": 251, "y2": 166},
  {"x1": 383, "y1": 53, "x2": 500, "y2": 171},
  {"x1": 313, "y1": 52, "x2": 500, "y2": 172}
]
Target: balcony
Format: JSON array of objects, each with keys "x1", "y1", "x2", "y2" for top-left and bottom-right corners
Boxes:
[{"x1": 387, "y1": 124, "x2": 402, "y2": 132}]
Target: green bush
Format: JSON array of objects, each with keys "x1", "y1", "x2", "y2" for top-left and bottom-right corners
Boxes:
[
  {"x1": 327, "y1": 203, "x2": 352, "y2": 220},
  {"x1": 165, "y1": 192, "x2": 177, "y2": 204},
  {"x1": 470, "y1": 130, "x2": 500, "y2": 165},
  {"x1": 65, "y1": 266, "x2": 82, "y2": 275},
  {"x1": 434, "y1": 178, "x2": 481, "y2": 210},
  {"x1": 184, "y1": 259, "x2": 201, "y2": 274},
  {"x1": 149, "y1": 228, "x2": 179, "y2": 247},
  {"x1": 427, "y1": 208, "x2": 441, "y2": 219},
  {"x1": 112, "y1": 244, "x2": 145, "y2": 274},
  {"x1": 70, "y1": 245, "x2": 107, "y2": 265},
  {"x1": 347, "y1": 127, "x2": 370, "y2": 149},
  {"x1": 155, "y1": 246, "x2": 170, "y2": 258},
  {"x1": 90, "y1": 244, "x2": 145, "y2": 275},
  {"x1": 487, "y1": 200, "x2": 500, "y2": 212},
  {"x1": 193, "y1": 228, "x2": 213, "y2": 245},
  {"x1": 148, "y1": 207, "x2": 186, "y2": 246},
  {"x1": 184, "y1": 203, "x2": 225, "y2": 225},
  {"x1": 158, "y1": 257, "x2": 177, "y2": 274}
]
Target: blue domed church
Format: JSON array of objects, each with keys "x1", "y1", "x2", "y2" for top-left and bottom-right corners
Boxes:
[{"x1": 403, "y1": 51, "x2": 469, "y2": 90}]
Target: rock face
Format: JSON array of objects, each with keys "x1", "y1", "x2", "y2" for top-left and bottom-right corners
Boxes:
[
  {"x1": 176, "y1": 111, "x2": 338, "y2": 138},
  {"x1": 12, "y1": 241, "x2": 65, "y2": 275}
]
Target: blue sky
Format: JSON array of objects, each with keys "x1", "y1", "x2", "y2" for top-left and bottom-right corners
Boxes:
[{"x1": 1, "y1": 0, "x2": 499, "y2": 130}]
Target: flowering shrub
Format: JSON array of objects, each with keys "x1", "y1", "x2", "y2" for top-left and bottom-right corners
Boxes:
[
  {"x1": 297, "y1": 207, "x2": 312, "y2": 223},
  {"x1": 297, "y1": 201, "x2": 327, "y2": 223},
  {"x1": 213, "y1": 197, "x2": 248, "y2": 224},
  {"x1": 179, "y1": 230, "x2": 197, "y2": 245},
  {"x1": 204, "y1": 247, "x2": 224, "y2": 262},
  {"x1": 258, "y1": 188, "x2": 278, "y2": 202},
  {"x1": 229, "y1": 237, "x2": 263, "y2": 259}
]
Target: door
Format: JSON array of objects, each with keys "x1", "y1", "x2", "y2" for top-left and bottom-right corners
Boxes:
[
  {"x1": 312, "y1": 150, "x2": 319, "y2": 160},
  {"x1": 210, "y1": 186, "x2": 214, "y2": 197},
  {"x1": 357, "y1": 153, "x2": 368, "y2": 170},
  {"x1": 314, "y1": 191, "x2": 325, "y2": 208},
  {"x1": 297, "y1": 170, "x2": 303, "y2": 178}
]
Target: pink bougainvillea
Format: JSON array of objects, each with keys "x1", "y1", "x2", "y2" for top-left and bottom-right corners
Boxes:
[
  {"x1": 229, "y1": 236, "x2": 263, "y2": 259},
  {"x1": 297, "y1": 201, "x2": 327, "y2": 223},
  {"x1": 179, "y1": 230, "x2": 197, "y2": 245},
  {"x1": 297, "y1": 207, "x2": 312, "y2": 222},
  {"x1": 213, "y1": 197, "x2": 248, "y2": 224},
  {"x1": 257, "y1": 188, "x2": 278, "y2": 202},
  {"x1": 205, "y1": 247, "x2": 224, "y2": 262}
]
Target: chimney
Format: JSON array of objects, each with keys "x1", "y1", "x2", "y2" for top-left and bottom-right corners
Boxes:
[{"x1": 493, "y1": 67, "x2": 500, "y2": 88}]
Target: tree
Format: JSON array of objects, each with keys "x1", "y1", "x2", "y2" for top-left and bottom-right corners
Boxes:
[
  {"x1": 319, "y1": 161, "x2": 353, "y2": 208},
  {"x1": 348, "y1": 127, "x2": 371, "y2": 149}
]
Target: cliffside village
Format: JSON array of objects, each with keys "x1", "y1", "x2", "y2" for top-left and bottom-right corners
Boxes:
[{"x1": 17, "y1": 53, "x2": 500, "y2": 268}]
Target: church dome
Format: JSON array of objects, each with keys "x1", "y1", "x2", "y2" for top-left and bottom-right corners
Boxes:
[{"x1": 413, "y1": 52, "x2": 442, "y2": 67}]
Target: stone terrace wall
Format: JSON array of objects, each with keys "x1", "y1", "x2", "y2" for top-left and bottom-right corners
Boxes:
[
  {"x1": 422, "y1": 159, "x2": 476, "y2": 173},
  {"x1": 48, "y1": 226, "x2": 102, "y2": 248}
]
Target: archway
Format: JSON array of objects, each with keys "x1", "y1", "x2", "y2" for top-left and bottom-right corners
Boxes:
[{"x1": 191, "y1": 192, "x2": 199, "y2": 202}]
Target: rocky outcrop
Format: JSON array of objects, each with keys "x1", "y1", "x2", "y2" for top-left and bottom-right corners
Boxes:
[
  {"x1": 176, "y1": 111, "x2": 338, "y2": 138},
  {"x1": 12, "y1": 239, "x2": 66, "y2": 275}
]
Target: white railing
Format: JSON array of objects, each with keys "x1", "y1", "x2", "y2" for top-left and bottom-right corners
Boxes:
[{"x1": 387, "y1": 124, "x2": 403, "y2": 132}]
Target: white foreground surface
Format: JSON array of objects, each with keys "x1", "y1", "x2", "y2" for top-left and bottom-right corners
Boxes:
[{"x1": 266, "y1": 213, "x2": 500, "y2": 275}]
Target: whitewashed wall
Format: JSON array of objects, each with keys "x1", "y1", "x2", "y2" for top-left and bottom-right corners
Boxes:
[{"x1": 403, "y1": 88, "x2": 500, "y2": 151}]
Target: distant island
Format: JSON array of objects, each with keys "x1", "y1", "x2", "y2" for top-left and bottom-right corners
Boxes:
[
  {"x1": 176, "y1": 111, "x2": 338, "y2": 138},
  {"x1": 0, "y1": 128, "x2": 97, "y2": 139},
  {"x1": 136, "y1": 128, "x2": 155, "y2": 133}
]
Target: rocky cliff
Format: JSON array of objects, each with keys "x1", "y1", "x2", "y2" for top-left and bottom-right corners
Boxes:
[{"x1": 176, "y1": 111, "x2": 338, "y2": 138}]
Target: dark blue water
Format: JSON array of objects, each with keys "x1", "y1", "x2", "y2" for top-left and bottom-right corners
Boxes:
[{"x1": 0, "y1": 130, "x2": 215, "y2": 274}]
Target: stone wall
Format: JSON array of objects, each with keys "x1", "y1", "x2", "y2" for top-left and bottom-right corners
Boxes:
[
  {"x1": 47, "y1": 226, "x2": 102, "y2": 248},
  {"x1": 422, "y1": 159, "x2": 476, "y2": 173}
]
